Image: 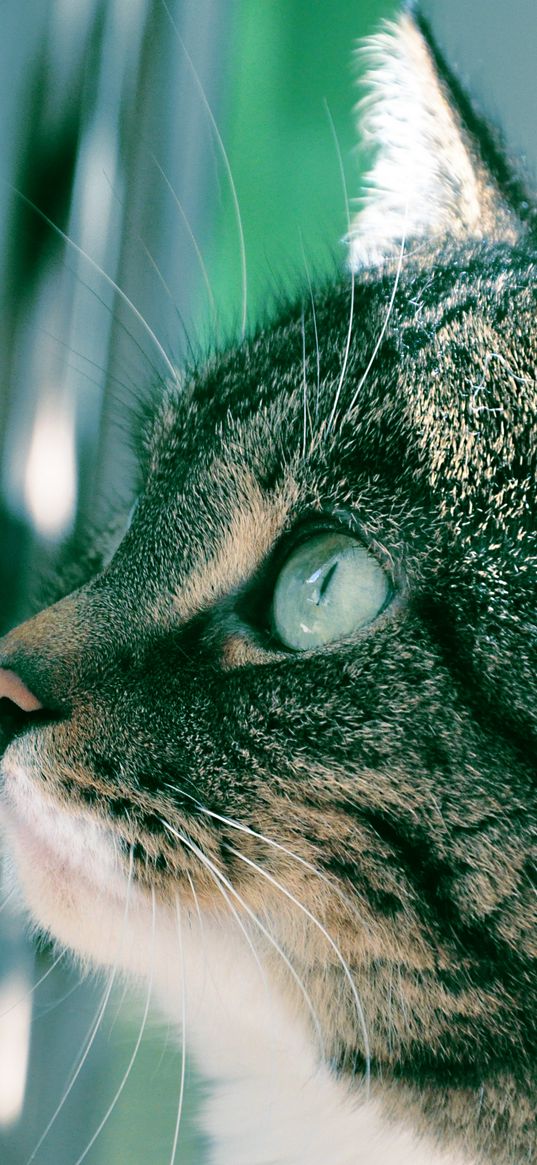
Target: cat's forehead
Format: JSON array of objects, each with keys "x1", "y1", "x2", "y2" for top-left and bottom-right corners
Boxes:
[
  {"x1": 146, "y1": 264, "x2": 418, "y2": 487},
  {"x1": 145, "y1": 245, "x2": 536, "y2": 521}
]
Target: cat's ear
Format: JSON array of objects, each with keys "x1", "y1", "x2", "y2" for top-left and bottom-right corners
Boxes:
[{"x1": 348, "y1": 11, "x2": 520, "y2": 269}]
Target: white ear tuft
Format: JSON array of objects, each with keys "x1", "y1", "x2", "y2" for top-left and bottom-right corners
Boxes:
[{"x1": 348, "y1": 12, "x2": 518, "y2": 269}]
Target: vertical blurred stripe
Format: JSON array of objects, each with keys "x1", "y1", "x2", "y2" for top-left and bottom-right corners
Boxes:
[{"x1": 0, "y1": 2, "x2": 225, "y2": 1161}]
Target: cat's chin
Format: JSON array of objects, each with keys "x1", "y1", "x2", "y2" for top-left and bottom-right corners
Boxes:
[{"x1": 0, "y1": 758, "x2": 150, "y2": 975}]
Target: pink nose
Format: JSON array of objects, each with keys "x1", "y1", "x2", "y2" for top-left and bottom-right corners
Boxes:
[{"x1": 0, "y1": 668, "x2": 43, "y2": 713}]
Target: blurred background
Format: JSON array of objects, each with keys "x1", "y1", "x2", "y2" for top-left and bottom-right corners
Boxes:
[{"x1": 0, "y1": 0, "x2": 534, "y2": 1161}]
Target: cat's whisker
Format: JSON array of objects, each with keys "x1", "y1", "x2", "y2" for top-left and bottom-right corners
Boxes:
[
  {"x1": 174, "y1": 818, "x2": 273, "y2": 1012},
  {"x1": 160, "y1": 0, "x2": 248, "y2": 338},
  {"x1": 185, "y1": 869, "x2": 202, "y2": 930},
  {"x1": 26, "y1": 848, "x2": 135, "y2": 1165},
  {"x1": 185, "y1": 845, "x2": 272, "y2": 1026},
  {"x1": 34, "y1": 977, "x2": 82, "y2": 1020},
  {"x1": 61, "y1": 259, "x2": 166, "y2": 387},
  {"x1": 101, "y1": 167, "x2": 194, "y2": 361},
  {"x1": 10, "y1": 186, "x2": 178, "y2": 383},
  {"x1": 147, "y1": 149, "x2": 218, "y2": 325},
  {"x1": 300, "y1": 306, "x2": 312, "y2": 459},
  {"x1": 299, "y1": 235, "x2": 321, "y2": 431},
  {"x1": 108, "y1": 976, "x2": 133, "y2": 1039},
  {"x1": 345, "y1": 211, "x2": 407, "y2": 418},
  {"x1": 168, "y1": 788, "x2": 371, "y2": 935},
  {"x1": 162, "y1": 820, "x2": 326, "y2": 1061},
  {"x1": 184, "y1": 867, "x2": 242, "y2": 1011},
  {"x1": 41, "y1": 325, "x2": 140, "y2": 402},
  {"x1": 200, "y1": 850, "x2": 271, "y2": 1001},
  {"x1": 0, "y1": 886, "x2": 15, "y2": 915},
  {"x1": 396, "y1": 965, "x2": 412, "y2": 1040},
  {"x1": 205, "y1": 847, "x2": 281, "y2": 1049},
  {"x1": 178, "y1": 852, "x2": 283, "y2": 1103},
  {"x1": 100, "y1": 164, "x2": 200, "y2": 370},
  {"x1": 168, "y1": 897, "x2": 187, "y2": 1165},
  {"x1": 27, "y1": 972, "x2": 117, "y2": 1165},
  {"x1": 386, "y1": 966, "x2": 395, "y2": 1058},
  {"x1": 184, "y1": 869, "x2": 214, "y2": 1002},
  {"x1": 59, "y1": 359, "x2": 131, "y2": 402},
  {"x1": 324, "y1": 102, "x2": 355, "y2": 437},
  {"x1": 225, "y1": 844, "x2": 371, "y2": 1089},
  {"x1": 71, "y1": 885, "x2": 156, "y2": 1165},
  {"x1": 0, "y1": 949, "x2": 65, "y2": 1022}
]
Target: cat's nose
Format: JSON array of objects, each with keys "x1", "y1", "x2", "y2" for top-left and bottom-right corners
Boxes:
[{"x1": 0, "y1": 668, "x2": 43, "y2": 712}]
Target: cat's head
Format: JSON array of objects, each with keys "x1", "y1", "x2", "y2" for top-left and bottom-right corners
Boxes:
[{"x1": 0, "y1": 11, "x2": 536, "y2": 1087}]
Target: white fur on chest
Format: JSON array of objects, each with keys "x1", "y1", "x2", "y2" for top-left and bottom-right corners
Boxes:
[{"x1": 157, "y1": 923, "x2": 471, "y2": 1165}]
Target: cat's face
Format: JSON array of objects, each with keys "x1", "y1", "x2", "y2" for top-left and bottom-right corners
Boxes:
[{"x1": 0, "y1": 13, "x2": 536, "y2": 1090}]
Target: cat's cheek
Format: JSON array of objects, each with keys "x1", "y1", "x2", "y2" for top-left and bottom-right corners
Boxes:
[{"x1": 0, "y1": 761, "x2": 139, "y2": 971}]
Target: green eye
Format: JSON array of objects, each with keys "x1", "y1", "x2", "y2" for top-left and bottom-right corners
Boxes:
[{"x1": 271, "y1": 531, "x2": 391, "y2": 651}]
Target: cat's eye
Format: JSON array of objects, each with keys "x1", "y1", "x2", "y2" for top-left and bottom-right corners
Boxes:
[{"x1": 271, "y1": 531, "x2": 390, "y2": 651}]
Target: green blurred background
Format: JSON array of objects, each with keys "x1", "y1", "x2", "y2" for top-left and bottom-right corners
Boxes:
[{"x1": 206, "y1": 0, "x2": 397, "y2": 333}]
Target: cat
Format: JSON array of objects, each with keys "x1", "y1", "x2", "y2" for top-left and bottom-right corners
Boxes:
[{"x1": 0, "y1": 9, "x2": 536, "y2": 1165}]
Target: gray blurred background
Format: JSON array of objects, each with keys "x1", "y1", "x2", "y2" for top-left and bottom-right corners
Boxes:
[{"x1": 0, "y1": 1, "x2": 534, "y2": 1162}]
